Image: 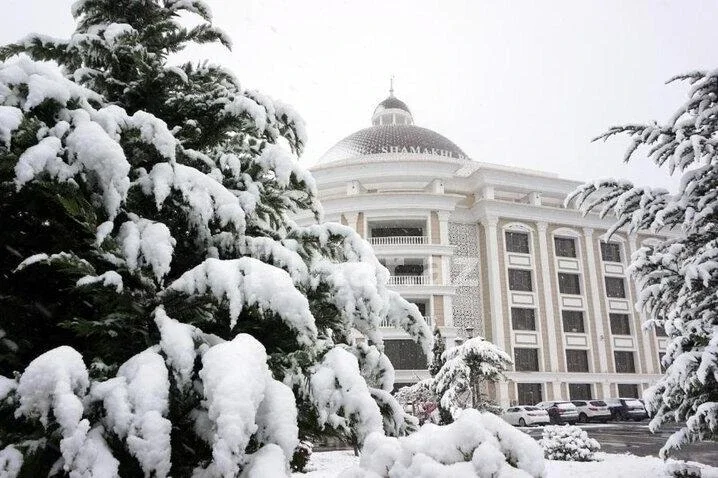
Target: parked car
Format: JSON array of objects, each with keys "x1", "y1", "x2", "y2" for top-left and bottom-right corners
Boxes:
[
  {"x1": 502, "y1": 406, "x2": 550, "y2": 427},
  {"x1": 535, "y1": 401, "x2": 579, "y2": 424},
  {"x1": 571, "y1": 400, "x2": 612, "y2": 423},
  {"x1": 604, "y1": 398, "x2": 648, "y2": 421}
]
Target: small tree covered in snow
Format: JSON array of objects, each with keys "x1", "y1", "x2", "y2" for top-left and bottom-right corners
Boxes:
[
  {"x1": 539, "y1": 425, "x2": 600, "y2": 461},
  {"x1": 0, "y1": 1, "x2": 430, "y2": 476},
  {"x1": 567, "y1": 69, "x2": 718, "y2": 457},
  {"x1": 340, "y1": 409, "x2": 546, "y2": 478},
  {"x1": 428, "y1": 327, "x2": 446, "y2": 377},
  {"x1": 434, "y1": 336, "x2": 512, "y2": 418}
]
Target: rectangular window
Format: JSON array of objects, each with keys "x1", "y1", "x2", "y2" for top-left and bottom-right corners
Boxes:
[
  {"x1": 562, "y1": 310, "x2": 585, "y2": 333},
  {"x1": 566, "y1": 349, "x2": 590, "y2": 372},
  {"x1": 383, "y1": 340, "x2": 428, "y2": 370},
  {"x1": 655, "y1": 325, "x2": 668, "y2": 337},
  {"x1": 614, "y1": 351, "x2": 636, "y2": 373},
  {"x1": 508, "y1": 269, "x2": 533, "y2": 292},
  {"x1": 511, "y1": 308, "x2": 536, "y2": 331},
  {"x1": 617, "y1": 383, "x2": 639, "y2": 398},
  {"x1": 505, "y1": 231, "x2": 530, "y2": 254},
  {"x1": 514, "y1": 348, "x2": 540, "y2": 372},
  {"x1": 605, "y1": 276, "x2": 626, "y2": 298},
  {"x1": 554, "y1": 237, "x2": 577, "y2": 258},
  {"x1": 517, "y1": 383, "x2": 543, "y2": 405},
  {"x1": 558, "y1": 273, "x2": 581, "y2": 295},
  {"x1": 601, "y1": 242, "x2": 622, "y2": 262},
  {"x1": 610, "y1": 313, "x2": 631, "y2": 335},
  {"x1": 569, "y1": 383, "x2": 592, "y2": 400}
]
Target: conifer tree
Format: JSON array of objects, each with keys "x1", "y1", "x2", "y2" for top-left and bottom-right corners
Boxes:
[
  {"x1": 567, "y1": 69, "x2": 718, "y2": 457},
  {"x1": 0, "y1": 1, "x2": 430, "y2": 475},
  {"x1": 428, "y1": 327, "x2": 446, "y2": 377}
]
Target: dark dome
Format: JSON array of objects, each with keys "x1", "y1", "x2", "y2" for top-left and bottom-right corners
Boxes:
[
  {"x1": 317, "y1": 124, "x2": 468, "y2": 165},
  {"x1": 375, "y1": 96, "x2": 411, "y2": 114}
]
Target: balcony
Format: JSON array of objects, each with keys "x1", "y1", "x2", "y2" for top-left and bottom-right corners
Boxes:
[
  {"x1": 380, "y1": 315, "x2": 434, "y2": 328},
  {"x1": 370, "y1": 235, "x2": 429, "y2": 246},
  {"x1": 388, "y1": 275, "x2": 430, "y2": 286}
]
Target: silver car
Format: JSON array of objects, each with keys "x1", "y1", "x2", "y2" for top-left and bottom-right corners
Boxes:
[{"x1": 536, "y1": 401, "x2": 579, "y2": 424}]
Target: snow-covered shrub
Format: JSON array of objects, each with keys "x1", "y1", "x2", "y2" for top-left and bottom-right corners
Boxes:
[
  {"x1": 340, "y1": 409, "x2": 546, "y2": 478},
  {"x1": 539, "y1": 425, "x2": 600, "y2": 461},
  {"x1": 290, "y1": 440, "x2": 313, "y2": 472},
  {"x1": 666, "y1": 462, "x2": 702, "y2": 478},
  {"x1": 434, "y1": 336, "x2": 512, "y2": 418}
]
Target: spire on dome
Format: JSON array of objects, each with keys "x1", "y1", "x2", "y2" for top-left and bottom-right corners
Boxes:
[
  {"x1": 372, "y1": 79, "x2": 413, "y2": 126},
  {"x1": 389, "y1": 76, "x2": 394, "y2": 97}
]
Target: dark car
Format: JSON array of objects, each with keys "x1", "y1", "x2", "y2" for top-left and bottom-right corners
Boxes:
[
  {"x1": 604, "y1": 398, "x2": 648, "y2": 421},
  {"x1": 536, "y1": 401, "x2": 579, "y2": 424}
]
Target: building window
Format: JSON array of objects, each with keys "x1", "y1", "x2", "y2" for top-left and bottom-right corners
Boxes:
[
  {"x1": 569, "y1": 383, "x2": 592, "y2": 400},
  {"x1": 617, "y1": 383, "x2": 639, "y2": 398},
  {"x1": 394, "y1": 264, "x2": 424, "y2": 276},
  {"x1": 558, "y1": 273, "x2": 581, "y2": 295},
  {"x1": 514, "y1": 348, "x2": 540, "y2": 372},
  {"x1": 554, "y1": 237, "x2": 577, "y2": 258},
  {"x1": 508, "y1": 269, "x2": 533, "y2": 292},
  {"x1": 614, "y1": 351, "x2": 636, "y2": 373},
  {"x1": 566, "y1": 349, "x2": 590, "y2": 372},
  {"x1": 610, "y1": 313, "x2": 631, "y2": 335},
  {"x1": 655, "y1": 325, "x2": 668, "y2": 337},
  {"x1": 562, "y1": 310, "x2": 585, "y2": 333},
  {"x1": 604, "y1": 277, "x2": 626, "y2": 298},
  {"x1": 658, "y1": 352, "x2": 667, "y2": 372},
  {"x1": 601, "y1": 242, "x2": 622, "y2": 263},
  {"x1": 383, "y1": 340, "x2": 428, "y2": 370},
  {"x1": 511, "y1": 308, "x2": 536, "y2": 331},
  {"x1": 505, "y1": 231, "x2": 530, "y2": 254},
  {"x1": 517, "y1": 383, "x2": 543, "y2": 405}
]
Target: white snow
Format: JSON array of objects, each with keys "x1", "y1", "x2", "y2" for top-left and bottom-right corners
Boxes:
[
  {"x1": 0, "y1": 105, "x2": 22, "y2": 148},
  {"x1": 293, "y1": 450, "x2": 718, "y2": 478},
  {"x1": 309, "y1": 347, "x2": 384, "y2": 443},
  {"x1": 76, "y1": 270, "x2": 123, "y2": 293},
  {"x1": 118, "y1": 216, "x2": 176, "y2": 281},
  {"x1": 199, "y1": 334, "x2": 281, "y2": 477},
  {"x1": 0, "y1": 446, "x2": 23, "y2": 478},
  {"x1": 153, "y1": 306, "x2": 198, "y2": 389},
  {"x1": 102, "y1": 23, "x2": 135, "y2": 48},
  {"x1": 255, "y1": 378, "x2": 300, "y2": 460},
  {"x1": 168, "y1": 257, "x2": 317, "y2": 343}
]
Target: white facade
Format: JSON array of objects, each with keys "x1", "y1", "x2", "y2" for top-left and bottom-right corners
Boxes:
[{"x1": 304, "y1": 93, "x2": 667, "y2": 406}]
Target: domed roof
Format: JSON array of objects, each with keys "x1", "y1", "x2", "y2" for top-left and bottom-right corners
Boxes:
[
  {"x1": 374, "y1": 96, "x2": 411, "y2": 114},
  {"x1": 317, "y1": 124, "x2": 468, "y2": 165}
]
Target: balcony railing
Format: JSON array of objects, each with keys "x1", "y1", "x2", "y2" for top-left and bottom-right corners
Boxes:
[
  {"x1": 370, "y1": 236, "x2": 429, "y2": 246},
  {"x1": 388, "y1": 275, "x2": 430, "y2": 286},
  {"x1": 380, "y1": 315, "x2": 434, "y2": 328}
]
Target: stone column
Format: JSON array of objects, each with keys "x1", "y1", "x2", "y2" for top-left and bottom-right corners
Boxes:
[
  {"x1": 535, "y1": 222, "x2": 560, "y2": 374},
  {"x1": 483, "y1": 216, "x2": 509, "y2": 404},
  {"x1": 582, "y1": 228, "x2": 610, "y2": 373}
]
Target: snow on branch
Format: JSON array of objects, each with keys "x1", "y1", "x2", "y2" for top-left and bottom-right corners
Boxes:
[{"x1": 167, "y1": 257, "x2": 318, "y2": 344}]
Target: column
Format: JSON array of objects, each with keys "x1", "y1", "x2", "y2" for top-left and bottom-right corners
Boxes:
[
  {"x1": 483, "y1": 216, "x2": 509, "y2": 404},
  {"x1": 582, "y1": 228, "x2": 610, "y2": 373},
  {"x1": 535, "y1": 222, "x2": 560, "y2": 374},
  {"x1": 344, "y1": 212, "x2": 359, "y2": 235}
]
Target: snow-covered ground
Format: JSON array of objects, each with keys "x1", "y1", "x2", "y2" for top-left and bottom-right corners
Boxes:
[{"x1": 294, "y1": 450, "x2": 718, "y2": 478}]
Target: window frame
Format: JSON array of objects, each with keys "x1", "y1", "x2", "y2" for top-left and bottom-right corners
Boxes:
[
  {"x1": 514, "y1": 347, "x2": 540, "y2": 372},
  {"x1": 614, "y1": 351, "x2": 636, "y2": 373},
  {"x1": 565, "y1": 349, "x2": 590, "y2": 373},
  {"x1": 558, "y1": 272, "x2": 581, "y2": 295},
  {"x1": 554, "y1": 236, "x2": 577, "y2": 258},
  {"x1": 604, "y1": 276, "x2": 627, "y2": 298},
  {"x1": 505, "y1": 231, "x2": 530, "y2": 254},
  {"x1": 508, "y1": 268, "x2": 533, "y2": 292},
  {"x1": 609, "y1": 313, "x2": 631, "y2": 335},
  {"x1": 511, "y1": 307, "x2": 537, "y2": 331},
  {"x1": 600, "y1": 241, "x2": 622, "y2": 263},
  {"x1": 561, "y1": 310, "x2": 585, "y2": 333}
]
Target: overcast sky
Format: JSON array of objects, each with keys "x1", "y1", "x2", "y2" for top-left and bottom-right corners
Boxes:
[{"x1": 5, "y1": 0, "x2": 718, "y2": 190}]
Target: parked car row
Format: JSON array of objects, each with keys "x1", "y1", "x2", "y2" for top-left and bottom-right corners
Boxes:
[{"x1": 502, "y1": 397, "x2": 648, "y2": 427}]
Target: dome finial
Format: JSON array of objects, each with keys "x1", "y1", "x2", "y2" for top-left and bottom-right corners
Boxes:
[{"x1": 389, "y1": 76, "x2": 394, "y2": 97}]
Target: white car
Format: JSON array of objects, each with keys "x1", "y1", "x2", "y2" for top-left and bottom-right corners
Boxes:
[
  {"x1": 571, "y1": 400, "x2": 612, "y2": 423},
  {"x1": 502, "y1": 406, "x2": 550, "y2": 427}
]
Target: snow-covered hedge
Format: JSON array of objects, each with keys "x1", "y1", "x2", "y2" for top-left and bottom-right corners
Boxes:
[
  {"x1": 340, "y1": 409, "x2": 546, "y2": 477},
  {"x1": 539, "y1": 425, "x2": 600, "y2": 461}
]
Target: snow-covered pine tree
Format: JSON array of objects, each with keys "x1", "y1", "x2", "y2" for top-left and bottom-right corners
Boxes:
[
  {"x1": 428, "y1": 327, "x2": 445, "y2": 377},
  {"x1": 566, "y1": 70, "x2": 718, "y2": 457},
  {"x1": 433, "y1": 336, "x2": 512, "y2": 418},
  {"x1": 0, "y1": 1, "x2": 431, "y2": 476}
]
